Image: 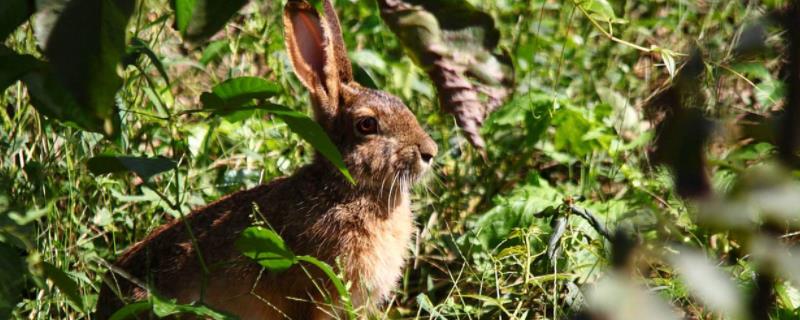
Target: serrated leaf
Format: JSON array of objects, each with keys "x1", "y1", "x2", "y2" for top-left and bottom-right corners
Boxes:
[
  {"x1": 378, "y1": 0, "x2": 514, "y2": 151},
  {"x1": 201, "y1": 77, "x2": 281, "y2": 110},
  {"x1": 87, "y1": 155, "x2": 176, "y2": 181},
  {"x1": 235, "y1": 227, "x2": 297, "y2": 272}
]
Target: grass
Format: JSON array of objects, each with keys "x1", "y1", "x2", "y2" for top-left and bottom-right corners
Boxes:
[{"x1": 2, "y1": 0, "x2": 799, "y2": 318}]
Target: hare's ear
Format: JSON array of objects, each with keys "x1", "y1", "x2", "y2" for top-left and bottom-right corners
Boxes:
[{"x1": 284, "y1": 0, "x2": 353, "y2": 121}]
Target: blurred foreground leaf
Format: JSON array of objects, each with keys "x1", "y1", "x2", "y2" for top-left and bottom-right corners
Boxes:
[
  {"x1": 378, "y1": 0, "x2": 514, "y2": 152},
  {"x1": 0, "y1": 243, "x2": 25, "y2": 318},
  {"x1": 669, "y1": 249, "x2": 745, "y2": 318},
  {"x1": 0, "y1": 46, "x2": 42, "y2": 91},
  {"x1": 0, "y1": 0, "x2": 34, "y2": 40},
  {"x1": 41, "y1": 0, "x2": 135, "y2": 138},
  {"x1": 586, "y1": 273, "x2": 679, "y2": 320}
]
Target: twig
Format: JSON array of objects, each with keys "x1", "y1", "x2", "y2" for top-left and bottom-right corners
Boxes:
[{"x1": 568, "y1": 205, "x2": 614, "y2": 242}]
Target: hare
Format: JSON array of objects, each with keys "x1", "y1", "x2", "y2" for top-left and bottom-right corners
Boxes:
[{"x1": 95, "y1": 0, "x2": 437, "y2": 318}]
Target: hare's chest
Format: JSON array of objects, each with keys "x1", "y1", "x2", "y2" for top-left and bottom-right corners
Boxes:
[{"x1": 347, "y1": 204, "x2": 414, "y2": 304}]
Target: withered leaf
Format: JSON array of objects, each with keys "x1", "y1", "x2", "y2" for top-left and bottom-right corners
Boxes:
[{"x1": 377, "y1": 0, "x2": 514, "y2": 152}]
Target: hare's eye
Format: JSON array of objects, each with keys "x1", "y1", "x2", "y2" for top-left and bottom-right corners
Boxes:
[{"x1": 356, "y1": 117, "x2": 379, "y2": 135}]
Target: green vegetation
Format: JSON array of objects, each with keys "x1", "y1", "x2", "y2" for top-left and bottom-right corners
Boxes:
[{"x1": 2, "y1": 0, "x2": 800, "y2": 319}]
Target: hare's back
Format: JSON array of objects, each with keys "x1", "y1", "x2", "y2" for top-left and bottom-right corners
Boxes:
[{"x1": 96, "y1": 179, "x2": 287, "y2": 318}]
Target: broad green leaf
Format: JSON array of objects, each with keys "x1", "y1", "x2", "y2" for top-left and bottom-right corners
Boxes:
[
  {"x1": 464, "y1": 174, "x2": 559, "y2": 251},
  {"x1": 39, "y1": 261, "x2": 84, "y2": 312},
  {"x1": 23, "y1": 69, "x2": 112, "y2": 134},
  {"x1": 87, "y1": 155, "x2": 177, "y2": 181},
  {"x1": 0, "y1": 243, "x2": 25, "y2": 318},
  {"x1": 170, "y1": 0, "x2": 248, "y2": 42},
  {"x1": 0, "y1": 46, "x2": 43, "y2": 92},
  {"x1": 263, "y1": 104, "x2": 355, "y2": 184},
  {"x1": 171, "y1": 0, "x2": 196, "y2": 33},
  {"x1": 552, "y1": 107, "x2": 604, "y2": 157},
  {"x1": 483, "y1": 92, "x2": 554, "y2": 149},
  {"x1": 378, "y1": 0, "x2": 515, "y2": 150},
  {"x1": 0, "y1": 0, "x2": 33, "y2": 40},
  {"x1": 108, "y1": 301, "x2": 152, "y2": 320},
  {"x1": 42, "y1": 0, "x2": 135, "y2": 138},
  {"x1": 580, "y1": 0, "x2": 617, "y2": 22},
  {"x1": 200, "y1": 77, "x2": 352, "y2": 182},
  {"x1": 152, "y1": 295, "x2": 236, "y2": 319},
  {"x1": 200, "y1": 77, "x2": 281, "y2": 110},
  {"x1": 235, "y1": 227, "x2": 297, "y2": 272}
]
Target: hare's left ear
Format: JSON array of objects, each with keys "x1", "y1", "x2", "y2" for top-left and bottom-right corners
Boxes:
[{"x1": 284, "y1": 0, "x2": 353, "y2": 121}]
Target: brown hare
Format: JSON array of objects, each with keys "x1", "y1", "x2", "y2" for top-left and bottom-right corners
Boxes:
[{"x1": 95, "y1": 0, "x2": 437, "y2": 318}]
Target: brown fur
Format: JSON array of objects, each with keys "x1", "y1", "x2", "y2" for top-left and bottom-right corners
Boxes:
[{"x1": 95, "y1": 0, "x2": 437, "y2": 319}]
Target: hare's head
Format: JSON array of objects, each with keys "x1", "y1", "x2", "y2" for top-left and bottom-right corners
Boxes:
[{"x1": 284, "y1": 0, "x2": 437, "y2": 190}]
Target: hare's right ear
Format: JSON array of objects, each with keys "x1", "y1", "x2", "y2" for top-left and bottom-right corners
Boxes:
[{"x1": 284, "y1": 0, "x2": 354, "y2": 123}]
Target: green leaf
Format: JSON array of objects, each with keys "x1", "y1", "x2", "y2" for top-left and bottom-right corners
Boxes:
[
  {"x1": 108, "y1": 301, "x2": 152, "y2": 320},
  {"x1": 40, "y1": 261, "x2": 84, "y2": 312},
  {"x1": 0, "y1": 0, "x2": 34, "y2": 40},
  {"x1": 200, "y1": 77, "x2": 281, "y2": 110},
  {"x1": 87, "y1": 155, "x2": 177, "y2": 181},
  {"x1": 235, "y1": 227, "x2": 297, "y2": 272},
  {"x1": 263, "y1": 104, "x2": 355, "y2": 184},
  {"x1": 580, "y1": 0, "x2": 617, "y2": 22},
  {"x1": 151, "y1": 295, "x2": 236, "y2": 319},
  {"x1": 465, "y1": 174, "x2": 560, "y2": 251},
  {"x1": 0, "y1": 46, "x2": 43, "y2": 92},
  {"x1": 0, "y1": 243, "x2": 25, "y2": 319},
  {"x1": 170, "y1": 0, "x2": 248, "y2": 42},
  {"x1": 42, "y1": 0, "x2": 135, "y2": 138},
  {"x1": 22, "y1": 69, "x2": 113, "y2": 134},
  {"x1": 199, "y1": 39, "x2": 230, "y2": 65}
]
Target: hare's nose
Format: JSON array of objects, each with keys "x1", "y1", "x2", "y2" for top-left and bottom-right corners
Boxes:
[
  {"x1": 420, "y1": 152, "x2": 434, "y2": 163},
  {"x1": 417, "y1": 141, "x2": 438, "y2": 164}
]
